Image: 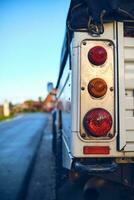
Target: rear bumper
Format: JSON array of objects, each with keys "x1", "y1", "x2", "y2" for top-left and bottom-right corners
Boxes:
[{"x1": 73, "y1": 160, "x2": 118, "y2": 174}]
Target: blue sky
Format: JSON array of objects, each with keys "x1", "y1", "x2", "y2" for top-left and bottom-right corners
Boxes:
[{"x1": 0, "y1": 0, "x2": 69, "y2": 104}]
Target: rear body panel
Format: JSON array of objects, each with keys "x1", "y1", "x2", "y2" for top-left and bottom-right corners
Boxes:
[
  {"x1": 118, "y1": 23, "x2": 134, "y2": 151},
  {"x1": 57, "y1": 22, "x2": 134, "y2": 164}
]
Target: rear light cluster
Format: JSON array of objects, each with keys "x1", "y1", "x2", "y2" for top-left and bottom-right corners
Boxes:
[{"x1": 83, "y1": 45, "x2": 113, "y2": 139}]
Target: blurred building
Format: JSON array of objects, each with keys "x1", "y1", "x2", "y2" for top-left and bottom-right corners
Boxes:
[
  {"x1": 43, "y1": 89, "x2": 57, "y2": 112},
  {"x1": 11, "y1": 89, "x2": 57, "y2": 114},
  {"x1": 20, "y1": 100, "x2": 42, "y2": 112},
  {"x1": 3, "y1": 101, "x2": 10, "y2": 117}
]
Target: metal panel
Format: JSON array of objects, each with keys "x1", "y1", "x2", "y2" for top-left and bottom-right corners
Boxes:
[
  {"x1": 125, "y1": 97, "x2": 134, "y2": 110},
  {"x1": 70, "y1": 22, "x2": 134, "y2": 158},
  {"x1": 124, "y1": 37, "x2": 134, "y2": 151},
  {"x1": 125, "y1": 78, "x2": 134, "y2": 89},
  {"x1": 117, "y1": 23, "x2": 126, "y2": 150},
  {"x1": 126, "y1": 118, "x2": 134, "y2": 130},
  {"x1": 80, "y1": 40, "x2": 115, "y2": 141},
  {"x1": 124, "y1": 48, "x2": 134, "y2": 62},
  {"x1": 124, "y1": 144, "x2": 134, "y2": 152},
  {"x1": 126, "y1": 131, "x2": 134, "y2": 142},
  {"x1": 117, "y1": 22, "x2": 134, "y2": 151}
]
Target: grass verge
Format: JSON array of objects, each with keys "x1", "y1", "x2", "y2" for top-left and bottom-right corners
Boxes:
[{"x1": 0, "y1": 114, "x2": 14, "y2": 121}]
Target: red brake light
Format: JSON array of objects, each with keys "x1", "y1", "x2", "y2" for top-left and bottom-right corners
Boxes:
[
  {"x1": 83, "y1": 108, "x2": 112, "y2": 137},
  {"x1": 88, "y1": 46, "x2": 107, "y2": 66}
]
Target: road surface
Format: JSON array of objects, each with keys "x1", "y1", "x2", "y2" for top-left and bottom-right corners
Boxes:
[
  {"x1": 0, "y1": 113, "x2": 48, "y2": 200},
  {"x1": 0, "y1": 113, "x2": 133, "y2": 200},
  {"x1": 26, "y1": 114, "x2": 55, "y2": 200}
]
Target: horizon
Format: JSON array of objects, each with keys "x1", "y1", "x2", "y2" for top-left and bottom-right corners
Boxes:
[{"x1": 0, "y1": 97, "x2": 45, "y2": 106}]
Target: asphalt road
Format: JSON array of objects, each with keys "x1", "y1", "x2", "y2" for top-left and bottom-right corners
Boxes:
[
  {"x1": 0, "y1": 113, "x2": 48, "y2": 200},
  {"x1": 0, "y1": 113, "x2": 133, "y2": 200},
  {"x1": 26, "y1": 115, "x2": 55, "y2": 200}
]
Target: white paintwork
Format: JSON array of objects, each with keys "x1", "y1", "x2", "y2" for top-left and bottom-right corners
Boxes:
[
  {"x1": 124, "y1": 37, "x2": 134, "y2": 151},
  {"x1": 117, "y1": 23, "x2": 126, "y2": 150},
  {"x1": 59, "y1": 22, "x2": 134, "y2": 169},
  {"x1": 118, "y1": 24, "x2": 134, "y2": 151},
  {"x1": 71, "y1": 45, "x2": 80, "y2": 132}
]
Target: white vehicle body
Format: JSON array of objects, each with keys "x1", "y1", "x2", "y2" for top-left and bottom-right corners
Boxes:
[{"x1": 56, "y1": 21, "x2": 134, "y2": 172}]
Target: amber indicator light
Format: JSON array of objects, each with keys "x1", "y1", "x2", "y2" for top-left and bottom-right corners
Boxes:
[{"x1": 88, "y1": 78, "x2": 107, "y2": 98}]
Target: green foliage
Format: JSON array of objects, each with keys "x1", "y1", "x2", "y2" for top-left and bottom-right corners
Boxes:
[{"x1": 0, "y1": 114, "x2": 14, "y2": 121}]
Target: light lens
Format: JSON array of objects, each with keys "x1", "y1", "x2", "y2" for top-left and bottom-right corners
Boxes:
[
  {"x1": 88, "y1": 46, "x2": 107, "y2": 66},
  {"x1": 88, "y1": 78, "x2": 107, "y2": 98},
  {"x1": 83, "y1": 146, "x2": 110, "y2": 155},
  {"x1": 83, "y1": 108, "x2": 112, "y2": 137}
]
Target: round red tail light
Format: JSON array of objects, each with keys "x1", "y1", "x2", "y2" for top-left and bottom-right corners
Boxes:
[
  {"x1": 88, "y1": 46, "x2": 107, "y2": 66},
  {"x1": 83, "y1": 108, "x2": 112, "y2": 137}
]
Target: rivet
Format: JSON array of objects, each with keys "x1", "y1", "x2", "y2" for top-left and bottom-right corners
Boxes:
[
  {"x1": 110, "y1": 87, "x2": 114, "y2": 92},
  {"x1": 81, "y1": 87, "x2": 85, "y2": 91},
  {"x1": 83, "y1": 41, "x2": 86, "y2": 45},
  {"x1": 108, "y1": 133, "x2": 113, "y2": 138},
  {"x1": 108, "y1": 42, "x2": 112, "y2": 46},
  {"x1": 81, "y1": 133, "x2": 86, "y2": 138}
]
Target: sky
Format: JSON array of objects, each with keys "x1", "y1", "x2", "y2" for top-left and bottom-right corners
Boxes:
[{"x1": 0, "y1": 0, "x2": 69, "y2": 104}]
